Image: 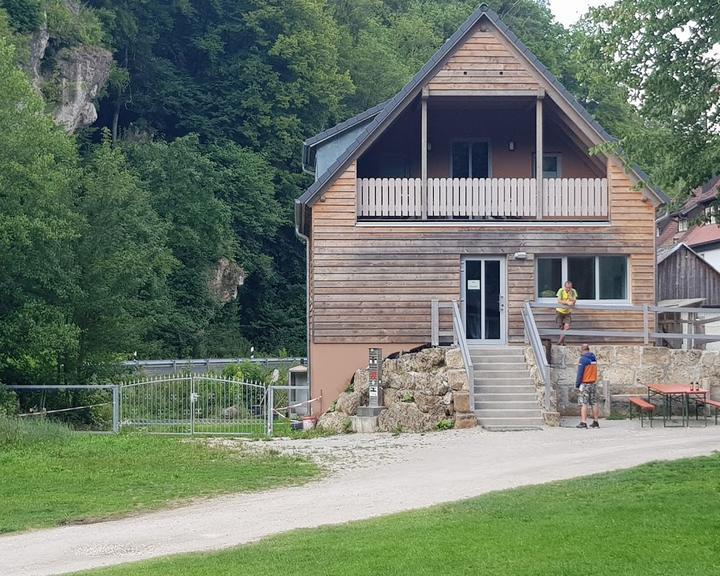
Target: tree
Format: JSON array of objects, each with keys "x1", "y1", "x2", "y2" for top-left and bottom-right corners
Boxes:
[
  {"x1": 0, "y1": 33, "x2": 81, "y2": 386},
  {"x1": 73, "y1": 137, "x2": 175, "y2": 379},
  {"x1": 584, "y1": 0, "x2": 720, "y2": 197}
]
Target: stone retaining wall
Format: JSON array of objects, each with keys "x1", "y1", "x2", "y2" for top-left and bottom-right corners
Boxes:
[
  {"x1": 317, "y1": 347, "x2": 477, "y2": 433},
  {"x1": 527, "y1": 345, "x2": 720, "y2": 416}
]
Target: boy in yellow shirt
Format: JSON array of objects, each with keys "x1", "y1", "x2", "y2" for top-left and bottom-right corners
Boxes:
[{"x1": 556, "y1": 280, "x2": 577, "y2": 345}]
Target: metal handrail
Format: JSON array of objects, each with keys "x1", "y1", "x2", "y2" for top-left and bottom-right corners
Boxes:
[
  {"x1": 451, "y1": 300, "x2": 475, "y2": 411},
  {"x1": 522, "y1": 302, "x2": 551, "y2": 411},
  {"x1": 529, "y1": 301, "x2": 720, "y2": 347}
]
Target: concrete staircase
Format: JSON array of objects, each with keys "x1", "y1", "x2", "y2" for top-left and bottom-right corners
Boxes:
[{"x1": 470, "y1": 346, "x2": 544, "y2": 431}]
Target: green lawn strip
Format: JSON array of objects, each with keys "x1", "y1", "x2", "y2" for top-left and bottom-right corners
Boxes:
[
  {"x1": 0, "y1": 434, "x2": 318, "y2": 534},
  {"x1": 81, "y1": 454, "x2": 720, "y2": 576}
]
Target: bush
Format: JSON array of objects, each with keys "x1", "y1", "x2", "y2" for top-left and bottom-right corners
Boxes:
[
  {"x1": 0, "y1": 415, "x2": 72, "y2": 448},
  {"x1": 1, "y1": 0, "x2": 43, "y2": 33},
  {"x1": 222, "y1": 361, "x2": 270, "y2": 384},
  {"x1": 0, "y1": 383, "x2": 19, "y2": 416},
  {"x1": 436, "y1": 419, "x2": 455, "y2": 431}
]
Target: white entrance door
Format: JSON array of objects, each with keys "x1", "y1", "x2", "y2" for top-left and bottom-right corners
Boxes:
[{"x1": 462, "y1": 257, "x2": 507, "y2": 344}]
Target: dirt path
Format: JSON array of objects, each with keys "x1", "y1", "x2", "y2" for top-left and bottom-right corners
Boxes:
[{"x1": 2, "y1": 420, "x2": 720, "y2": 576}]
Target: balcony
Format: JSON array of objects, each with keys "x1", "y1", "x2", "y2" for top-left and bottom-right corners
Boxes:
[{"x1": 357, "y1": 177, "x2": 608, "y2": 221}]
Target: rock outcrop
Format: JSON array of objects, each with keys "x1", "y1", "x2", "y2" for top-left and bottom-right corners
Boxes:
[{"x1": 208, "y1": 258, "x2": 245, "y2": 304}]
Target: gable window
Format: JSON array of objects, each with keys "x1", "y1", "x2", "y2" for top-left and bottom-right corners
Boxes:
[
  {"x1": 536, "y1": 256, "x2": 628, "y2": 302},
  {"x1": 532, "y1": 154, "x2": 562, "y2": 178},
  {"x1": 678, "y1": 219, "x2": 689, "y2": 232},
  {"x1": 451, "y1": 140, "x2": 490, "y2": 178}
]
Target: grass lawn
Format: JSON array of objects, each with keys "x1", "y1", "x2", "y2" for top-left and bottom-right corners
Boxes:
[
  {"x1": 0, "y1": 425, "x2": 319, "y2": 534},
  {"x1": 81, "y1": 454, "x2": 720, "y2": 576}
]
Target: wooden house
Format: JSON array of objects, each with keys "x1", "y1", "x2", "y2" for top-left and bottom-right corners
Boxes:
[{"x1": 296, "y1": 5, "x2": 668, "y2": 414}]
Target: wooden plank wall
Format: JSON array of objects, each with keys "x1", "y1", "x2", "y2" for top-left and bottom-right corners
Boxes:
[
  {"x1": 310, "y1": 158, "x2": 657, "y2": 345},
  {"x1": 658, "y1": 245, "x2": 720, "y2": 306},
  {"x1": 427, "y1": 25, "x2": 540, "y2": 93}
]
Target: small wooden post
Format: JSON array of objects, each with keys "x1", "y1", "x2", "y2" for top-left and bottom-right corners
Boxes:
[
  {"x1": 535, "y1": 91, "x2": 544, "y2": 220},
  {"x1": 421, "y1": 87, "x2": 429, "y2": 220},
  {"x1": 431, "y1": 298, "x2": 439, "y2": 346}
]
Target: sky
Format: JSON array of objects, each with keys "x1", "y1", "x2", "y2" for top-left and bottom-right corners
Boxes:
[{"x1": 547, "y1": 0, "x2": 614, "y2": 27}]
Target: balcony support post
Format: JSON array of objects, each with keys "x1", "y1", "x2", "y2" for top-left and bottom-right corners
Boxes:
[
  {"x1": 536, "y1": 91, "x2": 544, "y2": 220},
  {"x1": 421, "y1": 87, "x2": 429, "y2": 220}
]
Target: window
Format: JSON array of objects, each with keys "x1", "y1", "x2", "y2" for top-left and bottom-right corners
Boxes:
[
  {"x1": 451, "y1": 141, "x2": 490, "y2": 178},
  {"x1": 704, "y1": 206, "x2": 717, "y2": 225},
  {"x1": 678, "y1": 219, "x2": 689, "y2": 232},
  {"x1": 532, "y1": 154, "x2": 561, "y2": 178},
  {"x1": 536, "y1": 256, "x2": 629, "y2": 301}
]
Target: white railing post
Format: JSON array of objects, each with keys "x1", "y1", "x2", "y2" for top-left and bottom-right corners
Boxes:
[
  {"x1": 266, "y1": 386, "x2": 274, "y2": 437},
  {"x1": 431, "y1": 298, "x2": 439, "y2": 346},
  {"x1": 643, "y1": 304, "x2": 649, "y2": 345}
]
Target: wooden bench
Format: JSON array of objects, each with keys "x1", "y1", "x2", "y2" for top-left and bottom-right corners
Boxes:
[
  {"x1": 695, "y1": 398, "x2": 720, "y2": 425},
  {"x1": 629, "y1": 397, "x2": 655, "y2": 427}
]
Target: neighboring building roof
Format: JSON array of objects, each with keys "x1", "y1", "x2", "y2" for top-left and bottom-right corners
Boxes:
[
  {"x1": 304, "y1": 100, "x2": 388, "y2": 148},
  {"x1": 681, "y1": 225, "x2": 720, "y2": 249},
  {"x1": 296, "y1": 3, "x2": 668, "y2": 233},
  {"x1": 678, "y1": 174, "x2": 720, "y2": 216}
]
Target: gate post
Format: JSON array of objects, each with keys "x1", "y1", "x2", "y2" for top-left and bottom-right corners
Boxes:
[
  {"x1": 112, "y1": 385, "x2": 120, "y2": 433},
  {"x1": 266, "y1": 386, "x2": 274, "y2": 437}
]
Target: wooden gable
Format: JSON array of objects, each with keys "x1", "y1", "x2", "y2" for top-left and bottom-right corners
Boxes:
[{"x1": 427, "y1": 22, "x2": 540, "y2": 94}]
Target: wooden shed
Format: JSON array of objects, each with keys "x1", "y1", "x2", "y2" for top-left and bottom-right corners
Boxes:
[{"x1": 657, "y1": 243, "x2": 720, "y2": 306}]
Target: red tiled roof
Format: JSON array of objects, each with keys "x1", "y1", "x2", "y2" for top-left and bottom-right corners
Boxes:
[
  {"x1": 680, "y1": 175, "x2": 720, "y2": 214},
  {"x1": 657, "y1": 218, "x2": 679, "y2": 247},
  {"x1": 681, "y1": 224, "x2": 720, "y2": 248}
]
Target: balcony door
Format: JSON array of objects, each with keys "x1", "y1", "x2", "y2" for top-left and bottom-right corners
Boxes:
[{"x1": 462, "y1": 257, "x2": 506, "y2": 344}]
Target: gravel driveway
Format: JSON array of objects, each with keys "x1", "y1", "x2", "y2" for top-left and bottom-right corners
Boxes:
[{"x1": 2, "y1": 420, "x2": 720, "y2": 576}]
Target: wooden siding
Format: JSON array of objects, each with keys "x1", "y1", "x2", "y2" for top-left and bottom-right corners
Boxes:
[
  {"x1": 309, "y1": 158, "x2": 656, "y2": 345},
  {"x1": 427, "y1": 26, "x2": 540, "y2": 93},
  {"x1": 658, "y1": 245, "x2": 720, "y2": 306}
]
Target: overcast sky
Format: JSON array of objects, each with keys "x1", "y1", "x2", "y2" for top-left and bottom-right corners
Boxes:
[{"x1": 548, "y1": 0, "x2": 614, "y2": 27}]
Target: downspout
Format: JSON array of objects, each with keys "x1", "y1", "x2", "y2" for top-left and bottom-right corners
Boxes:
[{"x1": 294, "y1": 206, "x2": 312, "y2": 414}]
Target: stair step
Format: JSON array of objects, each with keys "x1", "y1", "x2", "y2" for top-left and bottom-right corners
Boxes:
[
  {"x1": 482, "y1": 423, "x2": 544, "y2": 431},
  {"x1": 475, "y1": 408, "x2": 543, "y2": 419},
  {"x1": 473, "y1": 370, "x2": 532, "y2": 384},
  {"x1": 475, "y1": 400, "x2": 539, "y2": 410},
  {"x1": 472, "y1": 361, "x2": 527, "y2": 370},
  {"x1": 474, "y1": 393, "x2": 537, "y2": 402},
  {"x1": 475, "y1": 386, "x2": 535, "y2": 395},
  {"x1": 469, "y1": 348, "x2": 525, "y2": 357}
]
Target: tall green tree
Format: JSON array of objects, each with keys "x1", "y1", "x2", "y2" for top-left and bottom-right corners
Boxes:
[
  {"x1": 72, "y1": 138, "x2": 175, "y2": 379},
  {"x1": 0, "y1": 32, "x2": 81, "y2": 386},
  {"x1": 584, "y1": 0, "x2": 720, "y2": 197}
]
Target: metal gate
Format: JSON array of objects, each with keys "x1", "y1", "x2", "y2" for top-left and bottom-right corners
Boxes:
[{"x1": 120, "y1": 375, "x2": 267, "y2": 436}]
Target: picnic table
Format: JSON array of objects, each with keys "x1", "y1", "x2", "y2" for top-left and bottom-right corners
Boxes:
[{"x1": 647, "y1": 384, "x2": 707, "y2": 427}]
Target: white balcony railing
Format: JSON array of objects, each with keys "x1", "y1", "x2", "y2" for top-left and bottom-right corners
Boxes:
[{"x1": 356, "y1": 177, "x2": 608, "y2": 220}]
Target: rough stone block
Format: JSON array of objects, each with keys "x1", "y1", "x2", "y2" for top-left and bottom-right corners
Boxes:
[
  {"x1": 336, "y1": 391, "x2": 361, "y2": 416},
  {"x1": 453, "y1": 391, "x2": 471, "y2": 413},
  {"x1": 445, "y1": 347, "x2": 465, "y2": 370},
  {"x1": 641, "y1": 346, "x2": 671, "y2": 366},
  {"x1": 454, "y1": 413, "x2": 477, "y2": 429},
  {"x1": 351, "y1": 415, "x2": 379, "y2": 433},
  {"x1": 447, "y1": 369, "x2": 467, "y2": 391},
  {"x1": 542, "y1": 411, "x2": 560, "y2": 426},
  {"x1": 317, "y1": 412, "x2": 350, "y2": 433},
  {"x1": 613, "y1": 346, "x2": 641, "y2": 365},
  {"x1": 377, "y1": 403, "x2": 434, "y2": 433}
]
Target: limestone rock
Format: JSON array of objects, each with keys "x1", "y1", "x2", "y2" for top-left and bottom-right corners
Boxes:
[
  {"x1": 445, "y1": 348, "x2": 465, "y2": 370},
  {"x1": 454, "y1": 413, "x2": 477, "y2": 429},
  {"x1": 336, "y1": 391, "x2": 361, "y2": 416},
  {"x1": 453, "y1": 391, "x2": 471, "y2": 413},
  {"x1": 352, "y1": 370, "x2": 369, "y2": 395},
  {"x1": 415, "y1": 347, "x2": 445, "y2": 371},
  {"x1": 208, "y1": 258, "x2": 245, "y2": 304},
  {"x1": 317, "y1": 411, "x2": 350, "y2": 434},
  {"x1": 447, "y1": 369, "x2": 467, "y2": 391},
  {"x1": 377, "y1": 403, "x2": 434, "y2": 433},
  {"x1": 53, "y1": 46, "x2": 113, "y2": 132}
]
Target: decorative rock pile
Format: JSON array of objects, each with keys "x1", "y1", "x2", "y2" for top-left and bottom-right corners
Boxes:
[{"x1": 317, "y1": 347, "x2": 477, "y2": 433}]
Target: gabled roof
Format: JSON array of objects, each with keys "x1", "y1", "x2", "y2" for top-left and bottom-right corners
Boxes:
[
  {"x1": 296, "y1": 3, "x2": 668, "y2": 231},
  {"x1": 304, "y1": 99, "x2": 388, "y2": 148}
]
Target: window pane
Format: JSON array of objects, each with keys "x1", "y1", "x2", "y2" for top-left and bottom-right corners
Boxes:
[
  {"x1": 537, "y1": 258, "x2": 562, "y2": 298},
  {"x1": 543, "y1": 155, "x2": 559, "y2": 178},
  {"x1": 452, "y1": 142, "x2": 470, "y2": 178},
  {"x1": 471, "y1": 142, "x2": 489, "y2": 178},
  {"x1": 599, "y1": 256, "x2": 627, "y2": 300},
  {"x1": 567, "y1": 257, "x2": 596, "y2": 300}
]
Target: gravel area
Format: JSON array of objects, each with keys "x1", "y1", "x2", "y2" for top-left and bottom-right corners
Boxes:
[{"x1": 2, "y1": 420, "x2": 720, "y2": 576}]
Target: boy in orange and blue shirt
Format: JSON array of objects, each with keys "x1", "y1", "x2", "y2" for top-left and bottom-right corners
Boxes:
[{"x1": 576, "y1": 343, "x2": 599, "y2": 429}]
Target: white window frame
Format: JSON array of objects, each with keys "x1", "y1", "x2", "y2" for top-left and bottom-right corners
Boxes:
[
  {"x1": 450, "y1": 138, "x2": 492, "y2": 178},
  {"x1": 678, "y1": 219, "x2": 689, "y2": 232},
  {"x1": 532, "y1": 153, "x2": 562, "y2": 178},
  {"x1": 535, "y1": 255, "x2": 631, "y2": 305}
]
